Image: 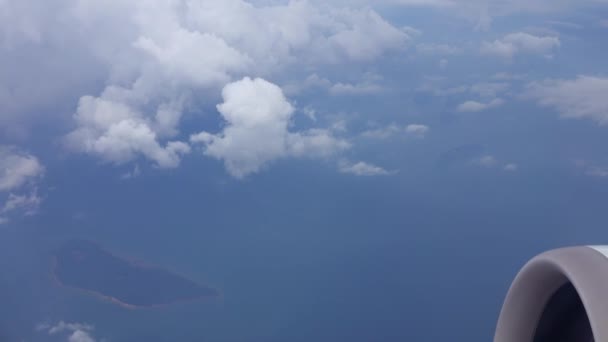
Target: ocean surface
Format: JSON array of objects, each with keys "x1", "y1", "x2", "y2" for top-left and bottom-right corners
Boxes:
[{"x1": 1, "y1": 157, "x2": 608, "y2": 342}]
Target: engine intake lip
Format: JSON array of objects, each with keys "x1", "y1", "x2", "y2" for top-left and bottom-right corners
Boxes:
[{"x1": 494, "y1": 246, "x2": 608, "y2": 342}]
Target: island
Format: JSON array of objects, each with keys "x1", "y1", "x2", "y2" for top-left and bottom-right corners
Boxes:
[{"x1": 51, "y1": 240, "x2": 219, "y2": 309}]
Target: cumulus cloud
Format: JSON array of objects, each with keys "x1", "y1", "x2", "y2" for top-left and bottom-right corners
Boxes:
[
  {"x1": 526, "y1": 76, "x2": 608, "y2": 124},
  {"x1": 2, "y1": 0, "x2": 409, "y2": 171},
  {"x1": 0, "y1": 146, "x2": 44, "y2": 191},
  {"x1": 190, "y1": 77, "x2": 349, "y2": 178},
  {"x1": 37, "y1": 321, "x2": 97, "y2": 342},
  {"x1": 457, "y1": 98, "x2": 504, "y2": 112},
  {"x1": 0, "y1": 146, "x2": 44, "y2": 223},
  {"x1": 481, "y1": 32, "x2": 560, "y2": 59},
  {"x1": 65, "y1": 96, "x2": 191, "y2": 169},
  {"x1": 338, "y1": 160, "x2": 394, "y2": 176}
]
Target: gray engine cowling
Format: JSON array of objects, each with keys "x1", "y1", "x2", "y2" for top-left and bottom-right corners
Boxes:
[{"x1": 494, "y1": 246, "x2": 608, "y2": 342}]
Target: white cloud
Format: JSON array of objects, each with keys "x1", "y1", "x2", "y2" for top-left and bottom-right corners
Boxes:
[
  {"x1": 587, "y1": 167, "x2": 608, "y2": 178},
  {"x1": 473, "y1": 155, "x2": 518, "y2": 171},
  {"x1": 65, "y1": 97, "x2": 191, "y2": 169},
  {"x1": 405, "y1": 124, "x2": 430, "y2": 137},
  {"x1": 2, "y1": 0, "x2": 409, "y2": 170},
  {"x1": 418, "y1": 78, "x2": 511, "y2": 99},
  {"x1": 0, "y1": 146, "x2": 44, "y2": 191},
  {"x1": 329, "y1": 82, "x2": 383, "y2": 95},
  {"x1": 338, "y1": 160, "x2": 393, "y2": 176},
  {"x1": 439, "y1": 58, "x2": 448, "y2": 69},
  {"x1": 401, "y1": 25, "x2": 422, "y2": 36},
  {"x1": 121, "y1": 164, "x2": 141, "y2": 180},
  {"x1": 377, "y1": 0, "x2": 602, "y2": 30},
  {"x1": 574, "y1": 160, "x2": 608, "y2": 178},
  {"x1": 68, "y1": 330, "x2": 96, "y2": 342},
  {"x1": 546, "y1": 20, "x2": 583, "y2": 30},
  {"x1": 1, "y1": 191, "x2": 41, "y2": 215},
  {"x1": 361, "y1": 123, "x2": 403, "y2": 139},
  {"x1": 0, "y1": 146, "x2": 44, "y2": 222},
  {"x1": 362, "y1": 123, "x2": 429, "y2": 139},
  {"x1": 191, "y1": 77, "x2": 349, "y2": 178},
  {"x1": 457, "y1": 98, "x2": 504, "y2": 112},
  {"x1": 526, "y1": 76, "x2": 608, "y2": 124},
  {"x1": 481, "y1": 32, "x2": 560, "y2": 59},
  {"x1": 38, "y1": 321, "x2": 97, "y2": 342},
  {"x1": 475, "y1": 155, "x2": 498, "y2": 167},
  {"x1": 285, "y1": 72, "x2": 385, "y2": 96}
]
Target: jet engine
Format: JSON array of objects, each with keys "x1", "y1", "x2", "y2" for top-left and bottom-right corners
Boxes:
[{"x1": 494, "y1": 246, "x2": 608, "y2": 341}]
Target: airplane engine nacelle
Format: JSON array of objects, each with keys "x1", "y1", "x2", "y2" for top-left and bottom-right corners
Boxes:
[{"x1": 495, "y1": 246, "x2": 608, "y2": 342}]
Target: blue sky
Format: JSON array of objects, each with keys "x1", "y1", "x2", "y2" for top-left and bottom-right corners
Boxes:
[{"x1": 2, "y1": 0, "x2": 608, "y2": 341}]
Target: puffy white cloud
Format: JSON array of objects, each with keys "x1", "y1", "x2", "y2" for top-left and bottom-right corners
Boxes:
[
  {"x1": 504, "y1": 163, "x2": 519, "y2": 171},
  {"x1": 457, "y1": 98, "x2": 504, "y2": 112},
  {"x1": 338, "y1": 160, "x2": 393, "y2": 176},
  {"x1": 68, "y1": 330, "x2": 96, "y2": 342},
  {"x1": 65, "y1": 96, "x2": 191, "y2": 168},
  {"x1": 0, "y1": 146, "x2": 43, "y2": 223},
  {"x1": 38, "y1": 321, "x2": 97, "y2": 342},
  {"x1": 481, "y1": 32, "x2": 560, "y2": 59},
  {"x1": 191, "y1": 77, "x2": 349, "y2": 178},
  {"x1": 526, "y1": 76, "x2": 608, "y2": 124},
  {"x1": 2, "y1": 0, "x2": 409, "y2": 170},
  {"x1": 0, "y1": 146, "x2": 43, "y2": 191}
]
